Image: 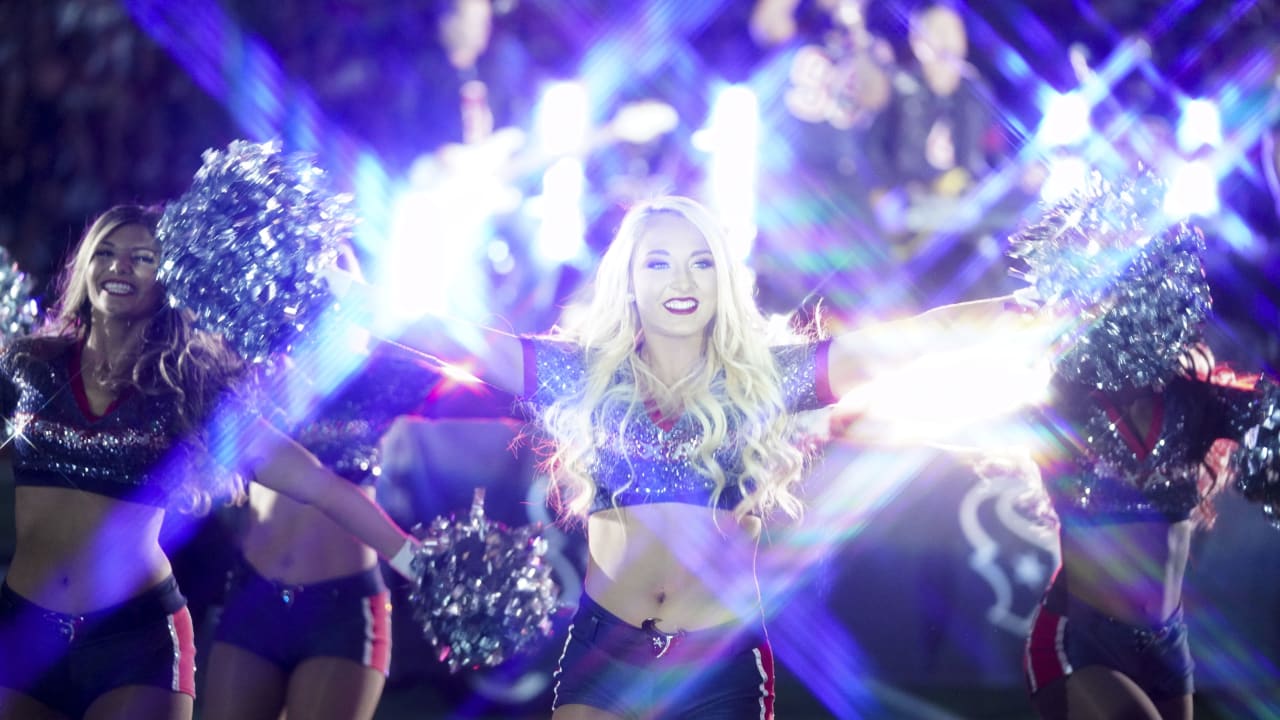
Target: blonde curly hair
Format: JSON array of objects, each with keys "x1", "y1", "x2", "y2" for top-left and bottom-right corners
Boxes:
[{"x1": 539, "y1": 196, "x2": 810, "y2": 524}]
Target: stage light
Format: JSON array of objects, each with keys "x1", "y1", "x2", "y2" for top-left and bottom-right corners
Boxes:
[
  {"x1": 1214, "y1": 210, "x2": 1264, "y2": 257},
  {"x1": 1176, "y1": 98, "x2": 1223, "y2": 152},
  {"x1": 487, "y1": 238, "x2": 515, "y2": 275},
  {"x1": 1036, "y1": 91, "x2": 1091, "y2": 147},
  {"x1": 1039, "y1": 154, "x2": 1089, "y2": 202},
  {"x1": 696, "y1": 84, "x2": 760, "y2": 261},
  {"x1": 839, "y1": 325, "x2": 1052, "y2": 447},
  {"x1": 352, "y1": 151, "x2": 394, "y2": 264},
  {"x1": 533, "y1": 158, "x2": 587, "y2": 265},
  {"x1": 529, "y1": 82, "x2": 589, "y2": 266},
  {"x1": 533, "y1": 81, "x2": 591, "y2": 157},
  {"x1": 380, "y1": 173, "x2": 495, "y2": 342},
  {"x1": 1163, "y1": 158, "x2": 1220, "y2": 217}
]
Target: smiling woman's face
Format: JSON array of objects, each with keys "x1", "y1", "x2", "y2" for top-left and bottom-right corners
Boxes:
[
  {"x1": 629, "y1": 213, "x2": 719, "y2": 344},
  {"x1": 85, "y1": 223, "x2": 163, "y2": 322}
]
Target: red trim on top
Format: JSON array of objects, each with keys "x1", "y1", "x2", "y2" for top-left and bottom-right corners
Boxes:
[
  {"x1": 815, "y1": 339, "x2": 836, "y2": 405},
  {"x1": 1094, "y1": 392, "x2": 1164, "y2": 460},
  {"x1": 69, "y1": 344, "x2": 128, "y2": 421},
  {"x1": 646, "y1": 402, "x2": 678, "y2": 432},
  {"x1": 1141, "y1": 396, "x2": 1164, "y2": 456}
]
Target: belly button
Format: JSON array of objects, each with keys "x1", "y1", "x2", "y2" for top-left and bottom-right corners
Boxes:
[{"x1": 656, "y1": 590, "x2": 666, "y2": 604}]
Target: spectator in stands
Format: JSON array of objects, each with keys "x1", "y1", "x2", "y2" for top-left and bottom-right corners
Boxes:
[{"x1": 865, "y1": 1, "x2": 994, "y2": 243}]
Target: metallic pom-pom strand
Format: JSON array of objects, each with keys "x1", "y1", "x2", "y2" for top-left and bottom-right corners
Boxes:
[
  {"x1": 1008, "y1": 168, "x2": 1211, "y2": 391},
  {"x1": 156, "y1": 139, "x2": 353, "y2": 364},
  {"x1": 0, "y1": 245, "x2": 38, "y2": 347},
  {"x1": 407, "y1": 488, "x2": 559, "y2": 672},
  {"x1": 1234, "y1": 378, "x2": 1280, "y2": 529}
]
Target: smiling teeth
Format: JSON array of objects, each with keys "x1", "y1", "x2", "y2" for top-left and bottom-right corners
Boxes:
[
  {"x1": 664, "y1": 299, "x2": 696, "y2": 310},
  {"x1": 103, "y1": 282, "x2": 135, "y2": 294}
]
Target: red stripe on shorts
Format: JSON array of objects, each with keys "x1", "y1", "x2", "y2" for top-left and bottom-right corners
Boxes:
[
  {"x1": 170, "y1": 606, "x2": 197, "y2": 697},
  {"x1": 1025, "y1": 603, "x2": 1071, "y2": 694},
  {"x1": 754, "y1": 642, "x2": 776, "y2": 720},
  {"x1": 363, "y1": 590, "x2": 393, "y2": 675}
]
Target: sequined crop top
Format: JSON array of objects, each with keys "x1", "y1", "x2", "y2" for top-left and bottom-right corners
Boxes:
[
  {"x1": 520, "y1": 337, "x2": 835, "y2": 513},
  {"x1": 265, "y1": 350, "x2": 439, "y2": 485},
  {"x1": 1036, "y1": 375, "x2": 1280, "y2": 525},
  {"x1": 0, "y1": 337, "x2": 191, "y2": 507}
]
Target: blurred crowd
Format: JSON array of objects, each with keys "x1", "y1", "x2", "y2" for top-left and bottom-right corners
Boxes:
[
  {"x1": 0, "y1": 0, "x2": 233, "y2": 292},
  {"x1": 2, "y1": 0, "x2": 1279, "y2": 337}
]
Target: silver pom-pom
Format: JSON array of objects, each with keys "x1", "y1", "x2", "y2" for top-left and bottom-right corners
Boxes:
[
  {"x1": 408, "y1": 488, "x2": 559, "y2": 672},
  {"x1": 0, "y1": 245, "x2": 37, "y2": 346},
  {"x1": 156, "y1": 139, "x2": 353, "y2": 364},
  {"x1": 1008, "y1": 168, "x2": 1211, "y2": 391},
  {"x1": 1234, "y1": 377, "x2": 1280, "y2": 528}
]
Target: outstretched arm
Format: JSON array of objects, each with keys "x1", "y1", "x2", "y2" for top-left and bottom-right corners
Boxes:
[
  {"x1": 241, "y1": 417, "x2": 420, "y2": 575},
  {"x1": 827, "y1": 294, "x2": 1024, "y2": 399}
]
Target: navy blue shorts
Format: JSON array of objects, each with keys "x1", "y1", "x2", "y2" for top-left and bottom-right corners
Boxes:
[
  {"x1": 215, "y1": 557, "x2": 392, "y2": 675},
  {"x1": 1025, "y1": 582, "x2": 1193, "y2": 702},
  {"x1": 0, "y1": 577, "x2": 195, "y2": 718},
  {"x1": 551, "y1": 593, "x2": 775, "y2": 720}
]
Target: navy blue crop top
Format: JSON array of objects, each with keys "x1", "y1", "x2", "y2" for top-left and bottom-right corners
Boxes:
[
  {"x1": 1036, "y1": 375, "x2": 1271, "y2": 525},
  {"x1": 520, "y1": 337, "x2": 835, "y2": 513},
  {"x1": 264, "y1": 349, "x2": 439, "y2": 485},
  {"x1": 0, "y1": 338, "x2": 192, "y2": 507}
]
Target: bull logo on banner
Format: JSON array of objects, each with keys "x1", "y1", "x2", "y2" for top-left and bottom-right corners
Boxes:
[{"x1": 959, "y1": 455, "x2": 1058, "y2": 636}]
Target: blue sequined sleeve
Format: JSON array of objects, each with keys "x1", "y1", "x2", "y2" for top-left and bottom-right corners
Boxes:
[
  {"x1": 772, "y1": 340, "x2": 836, "y2": 412},
  {"x1": 520, "y1": 337, "x2": 586, "y2": 412},
  {"x1": 248, "y1": 352, "x2": 441, "y2": 484},
  {"x1": 297, "y1": 352, "x2": 440, "y2": 483},
  {"x1": 343, "y1": 352, "x2": 440, "y2": 424}
]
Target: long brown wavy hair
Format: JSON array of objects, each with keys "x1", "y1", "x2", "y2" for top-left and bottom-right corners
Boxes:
[{"x1": 41, "y1": 204, "x2": 248, "y2": 514}]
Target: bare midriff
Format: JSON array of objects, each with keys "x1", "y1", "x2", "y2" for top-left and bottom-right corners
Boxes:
[
  {"x1": 239, "y1": 482, "x2": 380, "y2": 585},
  {"x1": 584, "y1": 502, "x2": 763, "y2": 633},
  {"x1": 10, "y1": 485, "x2": 171, "y2": 614},
  {"x1": 1059, "y1": 518, "x2": 1192, "y2": 626}
]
